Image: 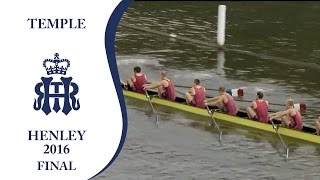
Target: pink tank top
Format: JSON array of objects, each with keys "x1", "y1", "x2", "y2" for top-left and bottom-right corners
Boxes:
[
  {"x1": 133, "y1": 74, "x2": 147, "y2": 94},
  {"x1": 255, "y1": 99, "x2": 269, "y2": 123},
  {"x1": 223, "y1": 93, "x2": 238, "y2": 116},
  {"x1": 163, "y1": 79, "x2": 176, "y2": 101},
  {"x1": 194, "y1": 87, "x2": 206, "y2": 108},
  {"x1": 290, "y1": 110, "x2": 303, "y2": 130}
]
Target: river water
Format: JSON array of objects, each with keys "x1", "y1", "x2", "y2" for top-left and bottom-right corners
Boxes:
[{"x1": 96, "y1": 2, "x2": 320, "y2": 179}]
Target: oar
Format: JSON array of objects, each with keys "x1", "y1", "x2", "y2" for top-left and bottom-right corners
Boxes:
[
  {"x1": 145, "y1": 90, "x2": 160, "y2": 124},
  {"x1": 269, "y1": 119, "x2": 289, "y2": 159},
  {"x1": 227, "y1": 98, "x2": 306, "y2": 110},
  {"x1": 206, "y1": 106, "x2": 222, "y2": 144},
  {"x1": 175, "y1": 84, "x2": 306, "y2": 110},
  {"x1": 175, "y1": 85, "x2": 219, "y2": 91}
]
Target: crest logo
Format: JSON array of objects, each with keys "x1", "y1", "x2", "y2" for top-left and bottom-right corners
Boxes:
[{"x1": 34, "y1": 53, "x2": 80, "y2": 115}]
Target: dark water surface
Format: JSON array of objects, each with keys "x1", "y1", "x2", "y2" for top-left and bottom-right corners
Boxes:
[
  {"x1": 115, "y1": 1, "x2": 320, "y2": 122},
  {"x1": 95, "y1": 98, "x2": 320, "y2": 180},
  {"x1": 96, "y1": 2, "x2": 320, "y2": 179}
]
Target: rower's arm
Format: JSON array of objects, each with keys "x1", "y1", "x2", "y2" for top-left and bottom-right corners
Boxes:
[
  {"x1": 120, "y1": 80, "x2": 127, "y2": 85},
  {"x1": 249, "y1": 101, "x2": 256, "y2": 109},
  {"x1": 204, "y1": 96, "x2": 219, "y2": 103},
  {"x1": 215, "y1": 95, "x2": 225, "y2": 104},
  {"x1": 269, "y1": 111, "x2": 281, "y2": 117},
  {"x1": 190, "y1": 87, "x2": 196, "y2": 96},
  {"x1": 270, "y1": 110, "x2": 289, "y2": 120},
  {"x1": 206, "y1": 96, "x2": 224, "y2": 106},
  {"x1": 144, "y1": 81, "x2": 162, "y2": 89}
]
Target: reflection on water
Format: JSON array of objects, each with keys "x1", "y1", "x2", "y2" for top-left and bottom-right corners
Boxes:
[{"x1": 216, "y1": 50, "x2": 225, "y2": 76}]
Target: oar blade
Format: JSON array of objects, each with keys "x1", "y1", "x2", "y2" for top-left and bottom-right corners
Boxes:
[
  {"x1": 294, "y1": 103, "x2": 306, "y2": 112},
  {"x1": 226, "y1": 88, "x2": 244, "y2": 97},
  {"x1": 285, "y1": 148, "x2": 289, "y2": 159},
  {"x1": 218, "y1": 131, "x2": 222, "y2": 145}
]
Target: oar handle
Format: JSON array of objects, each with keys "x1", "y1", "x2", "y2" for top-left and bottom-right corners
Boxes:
[
  {"x1": 145, "y1": 90, "x2": 150, "y2": 99},
  {"x1": 269, "y1": 119, "x2": 280, "y2": 132},
  {"x1": 206, "y1": 106, "x2": 212, "y2": 115}
]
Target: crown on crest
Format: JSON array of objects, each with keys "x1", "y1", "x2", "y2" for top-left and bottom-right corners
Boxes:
[{"x1": 43, "y1": 53, "x2": 70, "y2": 75}]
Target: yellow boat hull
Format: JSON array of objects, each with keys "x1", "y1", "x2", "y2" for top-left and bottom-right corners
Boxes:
[{"x1": 123, "y1": 90, "x2": 320, "y2": 145}]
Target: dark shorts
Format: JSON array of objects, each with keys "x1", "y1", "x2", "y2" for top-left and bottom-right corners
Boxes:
[
  {"x1": 222, "y1": 107, "x2": 227, "y2": 113},
  {"x1": 253, "y1": 115, "x2": 260, "y2": 121},
  {"x1": 128, "y1": 85, "x2": 134, "y2": 91},
  {"x1": 223, "y1": 108, "x2": 238, "y2": 116},
  {"x1": 190, "y1": 99, "x2": 196, "y2": 106},
  {"x1": 289, "y1": 122, "x2": 295, "y2": 128},
  {"x1": 289, "y1": 118, "x2": 296, "y2": 128},
  {"x1": 161, "y1": 92, "x2": 167, "y2": 98},
  {"x1": 190, "y1": 99, "x2": 206, "y2": 109}
]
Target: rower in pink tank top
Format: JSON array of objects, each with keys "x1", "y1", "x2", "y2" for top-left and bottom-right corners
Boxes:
[
  {"x1": 255, "y1": 100, "x2": 269, "y2": 123},
  {"x1": 289, "y1": 110, "x2": 303, "y2": 130},
  {"x1": 143, "y1": 71, "x2": 176, "y2": 101},
  {"x1": 223, "y1": 93, "x2": 238, "y2": 116},
  {"x1": 191, "y1": 87, "x2": 206, "y2": 108},
  {"x1": 133, "y1": 74, "x2": 147, "y2": 94},
  {"x1": 162, "y1": 79, "x2": 176, "y2": 101}
]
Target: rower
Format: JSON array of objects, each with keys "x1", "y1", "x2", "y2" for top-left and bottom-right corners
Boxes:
[
  {"x1": 143, "y1": 71, "x2": 176, "y2": 101},
  {"x1": 269, "y1": 99, "x2": 303, "y2": 130},
  {"x1": 315, "y1": 117, "x2": 320, "y2": 135},
  {"x1": 204, "y1": 86, "x2": 238, "y2": 116},
  {"x1": 122, "y1": 66, "x2": 148, "y2": 94},
  {"x1": 185, "y1": 79, "x2": 206, "y2": 109},
  {"x1": 246, "y1": 91, "x2": 269, "y2": 123}
]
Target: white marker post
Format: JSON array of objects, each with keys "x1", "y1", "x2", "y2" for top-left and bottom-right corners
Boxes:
[{"x1": 217, "y1": 5, "x2": 226, "y2": 49}]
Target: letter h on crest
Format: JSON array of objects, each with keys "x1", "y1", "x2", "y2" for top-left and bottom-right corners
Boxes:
[{"x1": 34, "y1": 53, "x2": 80, "y2": 115}]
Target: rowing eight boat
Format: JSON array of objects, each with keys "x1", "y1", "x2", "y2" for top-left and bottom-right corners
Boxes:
[{"x1": 122, "y1": 89, "x2": 320, "y2": 145}]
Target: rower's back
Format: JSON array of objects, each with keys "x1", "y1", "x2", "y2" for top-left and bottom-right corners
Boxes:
[
  {"x1": 255, "y1": 99, "x2": 269, "y2": 123},
  {"x1": 132, "y1": 66, "x2": 147, "y2": 94},
  {"x1": 133, "y1": 73, "x2": 147, "y2": 94},
  {"x1": 193, "y1": 85, "x2": 206, "y2": 108},
  {"x1": 255, "y1": 92, "x2": 269, "y2": 123}
]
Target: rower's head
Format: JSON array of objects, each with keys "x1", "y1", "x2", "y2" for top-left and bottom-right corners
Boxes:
[
  {"x1": 160, "y1": 71, "x2": 168, "y2": 80},
  {"x1": 133, "y1": 66, "x2": 141, "y2": 74},
  {"x1": 218, "y1": 86, "x2": 225, "y2": 95},
  {"x1": 194, "y1": 79, "x2": 200, "y2": 85},
  {"x1": 256, "y1": 91, "x2": 263, "y2": 99},
  {"x1": 286, "y1": 99, "x2": 294, "y2": 109}
]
